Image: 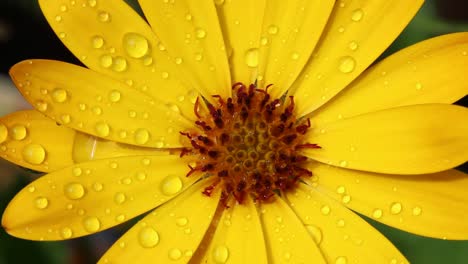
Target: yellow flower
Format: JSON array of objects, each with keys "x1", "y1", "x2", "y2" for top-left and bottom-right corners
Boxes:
[{"x1": 1, "y1": 0, "x2": 468, "y2": 263}]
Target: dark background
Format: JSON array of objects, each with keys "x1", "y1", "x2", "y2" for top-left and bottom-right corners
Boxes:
[{"x1": 0, "y1": 0, "x2": 467, "y2": 263}]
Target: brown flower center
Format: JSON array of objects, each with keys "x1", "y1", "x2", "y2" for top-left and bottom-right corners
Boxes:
[{"x1": 180, "y1": 83, "x2": 320, "y2": 205}]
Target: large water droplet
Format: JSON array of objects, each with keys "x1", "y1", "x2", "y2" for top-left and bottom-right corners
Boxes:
[
  {"x1": 11, "y1": 125, "x2": 27, "y2": 140},
  {"x1": 108, "y1": 90, "x2": 121, "y2": 102},
  {"x1": 100, "y1": 55, "x2": 113, "y2": 68},
  {"x1": 134, "y1": 128, "x2": 150, "y2": 144},
  {"x1": 34, "y1": 196, "x2": 49, "y2": 209},
  {"x1": 212, "y1": 245, "x2": 229, "y2": 263},
  {"x1": 168, "y1": 248, "x2": 182, "y2": 260},
  {"x1": 64, "y1": 182, "x2": 86, "y2": 200},
  {"x1": 176, "y1": 217, "x2": 188, "y2": 227},
  {"x1": 138, "y1": 226, "x2": 160, "y2": 248},
  {"x1": 22, "y1": 144, "x2": 46, "y2": 164},
  {"x1": 98, "y1": 11, "x2": 111, "y2": 22},
  {"x1": 390, "y1": 202, "x2": 402, "y2": 214},
  {"x1": 92, "y1": 36, "x2": 104, "y2": 49},
  {"x1": 95, "y1": 122, "x2": 110, "y2": 137},
  {"x1": 351, "y1": 8, "x2": 364, "y2": 22},
  {"x1": 83, "y1": 216, "x2": 101, "y2": 232},
  {"x1": 123, "y1": 32, "x2": 149, "y2": 59},
  {"x1": 338, "y1": 56, "x2": 356, "y2": 73},
  {"x1": 114, "y1": 192, "x2": 126, "y2": 205},
  {"x1": 245, "y1": 48, "x2": 259, "y2": 67},
  {"x1": 60, "y1": 227, "x2": 73, "y2": 239},
  {"x1": 52, "y1": 88, "x2": 68, "y2": 103},
  {"x1": 335, "y1": 256, "x2": 348, "y2": 264},
  {"x1": 161, "y1": 175, "x2": 183, "y2": 195},
  {"x1": 112, "y1": 57, "x2": 128, "y2": 72}
]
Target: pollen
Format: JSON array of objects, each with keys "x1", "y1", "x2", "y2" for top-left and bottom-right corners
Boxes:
[{"x1": 180, "y1": 83, "x2": 320, "y2": 204}]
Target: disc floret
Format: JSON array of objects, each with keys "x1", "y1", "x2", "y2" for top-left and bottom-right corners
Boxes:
[{"x1": 181, "y1": 83, "x2": 320, "y2": 204}]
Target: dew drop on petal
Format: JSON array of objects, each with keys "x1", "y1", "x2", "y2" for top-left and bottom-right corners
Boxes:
[
  {"x1": 305, "y1": 225, "x2": 322, "y2": 244},
  {"x1": 11, "y1": 125, "x2": 27, "y2": 140},
  {"x1": 372, "y1": 209, "x2": 383, "y2": 219},
  {"x1": 138, "y1": 226, "x2": 160, "y2": 248},
  {"x1": 212, "y1": 245, "x2": 229, "y2": 263},
  {"x1": 195, "y1": 28, "x2": 207, "y2": 39},
  {"x1": 98, "y1": 11, "x2": 111, "y2": 22},
  {"x1": 112, "y1": 57, "x2": 128, "y2": 72},
  {"x1": 83, "y1": 216, "x2": 101, "y2": 232},
  {"x1": 108, "y1": 90, "x2": 121, "y2": 102},
  {"x1": 0, "y1": 122, "x2": 7, "y2": 143},
  {"x1": 351, "y1": 8, "x2": 364, "y2": 22},
  {"x1": 64, "y1": 182, "x2": 86, "y2": 200},
  {"x1": 22, "y1": 144, "x2": 46, "y2": 164},
  {"x1": 335, "y1": 256, "x2": 348, "y2": 264},
  {"x1": 412, "y1": 206, "x2": 422, "y2": 216},
  {"x1": 245, "y1": 48, "x2": 259, "y2": 67},
  {"x1": 114, "y1": 192, "x2": 126, "y2": 205},
  {"x1": 134, "y1": 128, "x2": 150, "y2": 144},
  {"x1": 60, "y1": 227, "x2": 73, "y2": 239},
  {"x1": 52, "y1": 88, "x2": 68, "y2": 103},
  {"x1": 93, "y1": 182, "x2": 103, "y2": 192},
  {"x1": 267, "y1": 25, "x2": 279, "y2": 35},
  {"x1": 321, "y1": 205, "x2": 331, "y2": 215},
  {"x1": 161, "y1": 175, "x2": 183, "y2": 195},
  {"x1": 348, "y1": 41, "x2": 358, "y2": 51},
  {"x1": 390, "y1": 202, "x2": 402, "y2": 214},
  {"x1": 92, "y1": 36, "x2": 104, "y2": 49},
  {"x1": 34, "y1": 196, "x2": 49, "y2": 209},
  {"x1": 100, "y1": 55, "x2": 113, "y2": 68},
  {"x1": 176, "y1": 217, "x2": 188, "y2": 227},
  {"x1": 338, "y1": 56, "x2": 356, "y2": 73},
  {"x1": 123, "y1": 32, "x2": 149, "y2": 59},
  {"x1": 95, "y1": 122, "x2": 110, "y2": 137},
  {"x1": 168, "y1": 248, "x2": 182, "y2": 260}
]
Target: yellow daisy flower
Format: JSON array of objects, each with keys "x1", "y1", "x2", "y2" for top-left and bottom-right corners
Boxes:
[{"x1": 1, "y1": 0, "x2": 468, "y2": 263}]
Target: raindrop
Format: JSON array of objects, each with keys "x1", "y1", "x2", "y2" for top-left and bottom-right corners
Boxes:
[
  {"x1": 339, "y1": 160, "x2": 348, "y2": 167},
  {"x1": 245, "y1": 48, "x2": 259, "y2": 67},
  {"x1": 291, "y1": 52, "x2": 300, "y2": 60},
  {"x1": 34, "y1": 196, "x2": 49, "y2": 209},
  {"x1": 415, "y1": 82, "x2": 422, "y2": 90},
  {"x1": 195, "y1": 28, "x2": 207, "y2": 39},
  {"x1": 35, "y1": 100, "x2": 48, "y2": 112},
  {"x1": 112, "y1": 56, "x2": 128, "y2": 72},
  {"x1": 92, "y1": 106, "x2": 103, "y2": 115},
  {"x1": 52, "y1": 88, "x2": 68, "y2": 103},
  {"x1": 212, "y1": 245, "x2": 229, "y2": 263},
  {"x1": 348, "y1": 41, "x2": 359, "y2": 51},
  {"x1": 92, "y1": 36, "x2": 104, "y2": 49},
  {"x1": 336, "y1": 186, "x2": 346, "y2": 194},
  {"x1": 100, "y1": 55, "x2": 113, "y2": 68},
  {"x1": 335, "y1": 256, "x2": 348, "y2": 264},
  {"x1": 98, "y1": 11, "x2": 111, "y2": 22},
  {"x1": 161, "y1": 175, "x2": 183, "y2": 195},
  {"x1": 342, "y1": 195, "x2": 351, "y2": 204},
  {"x1": 64, "y1": 182, "x2": 86, "y2": 200},
  {"x1": 134, "y1": 128, "x2": 150, "y2": 144},
  {"x1": 320, "y1": 205, "x2": 331, "y2": 215},
  {"x1": 22, "y1": 144, "x2": 46, "y2": 165},
  {"x1": 95, "y1": 122, "x2": 110, "y2": 137},
  {"x1": 60, "y1": 227, "x2": 73, "y2": 239},
  {"x1": 114, "y1": 192, "x2": 126, "y2": 205},
  {"x1": 390, "y1": 202, "x2": 402, "y2": 214},
  {"x1": 123, "y1": 32, "x2": 149, "y2": 59},
  {"x1": 87, "y1": 0, "x2": 97, "y2": 7},
  {"x1": 338, "y1": 56, "x2": 356, "y2": 73},
  {"x1": 11, "y1": 125, "x2": 27, "y2": 140},
  {"x1": 83, "y1": 216, "x2": 101, "y2": 232},
  {"x1": 168, "y1": 248, "x2": 182, "y2": 260},
  {"x1": 351, "y1": 8, "x2": 364, "y2": 22},
  {"x1": 138, "y1": 226, "x2": 160, "y2": 248},
  {"x1": 372, "y1": 209, "x2": 383, "y2": 219},
  {"x1": 175, "y1": 57, "x2": 183, "y2": 65},
  {"x1": 135, "y1": 172, "x2": 147, "y2": 181},
  {"x1": 108, "y1": 90, "x2": 121, "y2": 102},
  {"x1": 93, "y1": 182, "x2": 103, "y2": 192},
  {"x1": 412, "y1": 206, "x2": 422, "y2": 216},
  {"x1": 267, "y1": 25, "x2": 279, "y2": 35},
  {"x1": 176, "y1": 217, "x2": 188, "y2": 227}
]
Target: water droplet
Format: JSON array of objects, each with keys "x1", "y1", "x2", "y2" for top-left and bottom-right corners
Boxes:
[
  {"x1": 175, "y1": 57, "x2": 183, "y2": 65},
  {"x1": 168, "y1": 248, "x2": 182, "y2": 260},
  {"x1": 114, "y1": 192, "x2": 126, "y2": 205},
  {"x1": 336, "y1": 186, "x2": 346, "y2": 194},
  {"x1": 92, "y1": 36, "x2": 104, "y2": 49},
  {"x1": 390, "y1": 202, "x2": 402, "y2": 214},
  {"x1": 245, "y1": 48, "x2": 259, "y2": 67},
  {"x1": 348, "y1": 41, "x2": 359, "y2": 51},
  {"x1": 60, "y1": 114, "x2": 71, "y2": 124},
  {"x1": 100, "y1": 55, "x2": 113, "y2": 68},
  {"x1": 60, "y1": 227, "x2": 73, "y2": 239},
  {"x1": 342, "y1": 195, "x2": 351, "y2": 204},
  {"x1": 28, "y1": 186, "x2": 36, "y2": 193},
  {"x1": 138, "y1": 226, "x2": 159, "y2": 248},
  {"x1": 372, "y1": 209, "x2": 383, "y2": 219},
  {"x1": 339, "y1": 160, "x2": 348, "y2": 167},
  {"x1": 338, "y1": 56, "x2": 356, "y2": 73},
  {"x1": 34, "y1": 196, "x2": 49, "y2": 209},
  {"x1": 95, "y1": 122, "x2": 110, "y2": 137},
  {"x1": 268, "y1": 25, "x2": 279, "y2": 35},
  {"x1": 195, "y1": 28, "x2": 206, "y2": 39},
  {"x1": 135, "y1": 172, "x2": 147, "y2": 181},
  {"x1": 335, "y1": 256, "x2": 348, "y2": 264},
  {"x1": 161, "y1": 71, "x2": 170, "y2": 79},
  {"x1": 93, "y1": 182, "x2": 103, "y2": 192},
  {"x1": 115, "y1": 214, "x2": 126, "y2": 222},
  {"x1": 176, "y1": 217, "x2": 188, "y2": 227},
  {"x1": 123, "y1": 32, "x2": 149, "y2": 59},
  {"x1": 87, "y1": 0, "x2": 97, "y2": 7},
  {"x1": 336, "y1": 219, "x2": 345, "y2": 227},
  {"x1": 52, "y1": 88, "x2": 68, "y2": 103},
  {"x1": 212, "y1": 245, "x2": 229, "y2": 263},
  {"x1": 135, "y1": 128, "x2": 150, "y2": 144},
  {"x1": 415, "y1": 82, "x2": 422, "y2": 90},
  {"x1": 351, "y1": 8, "x2": 364, "y2": 22},
  {"x1": 161, "y1": 175, "x2": 183, "y2": 195},
  {"x1": 112, "y1": 56, "x2": 128, "y2": 72},
  {"x1": 321, "y1": 205, "x2": 331, "y2": 215},
  {"x1": 305, "y1": 225, "x2": 322, "y2": 244},
  {"x1": 11, "y1": 125, "x2": 27, "y2": 140},
  {"x1": 35, "y1": 100, "x2": 48, "y2": 112},
  {"x1": 108, "y1": 90, "x2": 121, "y2": 102},
  {"x1": 64, "y1": 182, "x2": 86, "y2": 200},
  {"x1": 83, "y1": 216, "x2": 101, "y2": 232},
  {"x1": 143, "y1": 56, "x2": 153, "y2": 66},
  {"x1": 98, "y1": 11, "x2": 111, "y2": 22},
  {"x1": 291, "y1": 52, "x2": 299, "y2": 60},
  {"x1": 0, "y1": 123, "x2": 7, "y2": 143},
  {"x1": 60, "y1": 5, "x2": 67, "y2": 12},
  {"x1": 412, "y1": 206, "x2": 422, "y2": 216},
  {"x1": 22, "y1": 144, "x2": 46, "y2": 164}
]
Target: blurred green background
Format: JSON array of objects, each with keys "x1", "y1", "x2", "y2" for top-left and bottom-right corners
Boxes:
[{"x1": 0, "y1": 0, "x2": 467, "y2": 263}]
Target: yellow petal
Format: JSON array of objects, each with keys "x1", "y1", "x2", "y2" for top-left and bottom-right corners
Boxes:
[
  {"x1": 313, "y1": 33, "x2": 468, "y2": 125},
  {"x1": 304, "y1": 104, "x2": 468, "y2": 174},
  {"x1": 71, "y1": 132, "x2": 169, "y2": 163},
  {"x1": 0, "y1": 110, "x2": 74, "y2": 172},
  {"x1": 197, "y1": 197, "x2": 268, "y2": 264},
  {"x1": 138, "y1": 0, "x2": 231, "y2": 100},
  {"x1": 99, "y1": 179, "x2": 220, "y2": 264},
  {"x1": 11, "y1": 60, "x2": 192, "y2": 148},
  {"x1": 39, "y1": 0, "x2": 197, "y2": 119},
  {"x1": 260, "y1": 196, "x2": 326, "y2": 263},
  {"x1": 305, "y1": 162, "x2": 468, "y2": 240},
  {"x1": 285, "y1": 184, "x2": 407, "y2": 263},
  {"x1": 291, "y1": 0, "x2": 423, "y2": 116},
  {"x1": 258, "y1": 0, "x2": 334, "y2": 97},
  {"x1": 2, "y1": 155, "x2": 199, "y2": 241},
  {"x1": 215, "y1": 0, "x2": 266, "y2": 85}
]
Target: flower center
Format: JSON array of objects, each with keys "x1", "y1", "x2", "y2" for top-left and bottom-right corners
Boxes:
[{"x1": 180, "y1": 83, "x2": 320, "y2": 205}]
